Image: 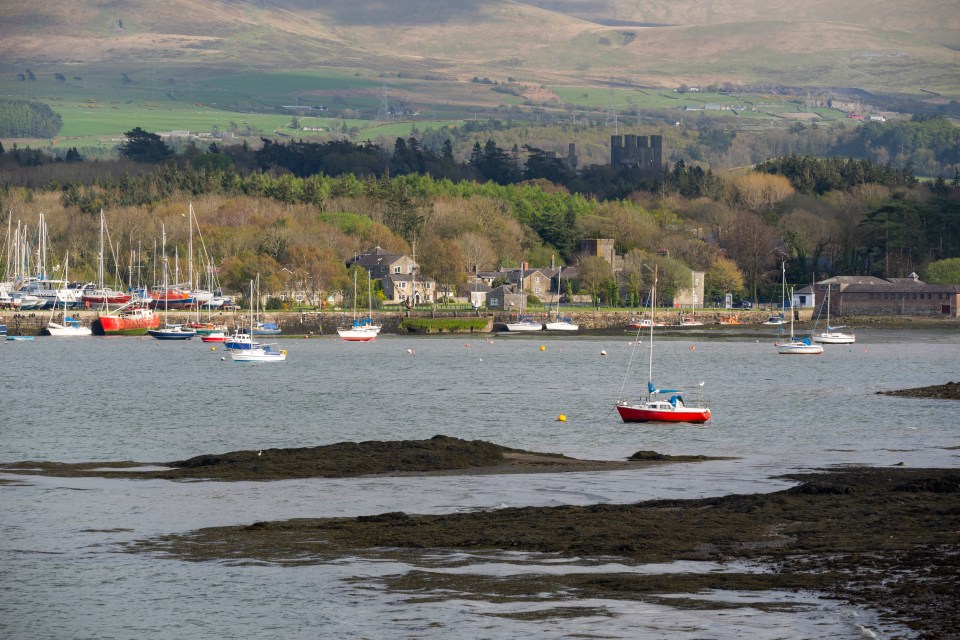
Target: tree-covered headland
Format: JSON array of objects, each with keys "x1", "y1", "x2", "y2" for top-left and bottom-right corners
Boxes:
[{"x1": 0, "y1": 120, "x2": 958, "y2": 307}]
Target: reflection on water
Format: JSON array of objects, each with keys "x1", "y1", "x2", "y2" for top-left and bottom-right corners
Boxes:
[{"x1": 3, "y1": 331, "x2": 954, "y2": 638}]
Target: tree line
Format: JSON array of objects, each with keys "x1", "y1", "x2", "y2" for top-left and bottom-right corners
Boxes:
[{"x1": 2, "y1": 126, "x2": 959, "y2": 307}]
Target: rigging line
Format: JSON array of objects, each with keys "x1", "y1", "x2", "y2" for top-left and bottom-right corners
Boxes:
[{"x1": 616, "y1": 325, "x2": 646, "y2": 402}]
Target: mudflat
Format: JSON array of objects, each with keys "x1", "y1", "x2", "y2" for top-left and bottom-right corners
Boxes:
[{"x1": 5, "y1": 435, "x2": 957, "y2": 637}]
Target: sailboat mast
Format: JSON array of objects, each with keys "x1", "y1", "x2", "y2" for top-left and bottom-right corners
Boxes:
[
  {"x1": 97, "y1": 210, "x2": 105, "y2": 291},
  {"x1": 649, "y1": 265, "x2": 657, "y2": 388},
  {"x1": 188, "y1": 203, "x2": 194, "y2": 290}
]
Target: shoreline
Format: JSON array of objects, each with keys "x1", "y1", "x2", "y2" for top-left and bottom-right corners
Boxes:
[{"x1": 3, "y1": 308, "x2": 958, "y2": 336}]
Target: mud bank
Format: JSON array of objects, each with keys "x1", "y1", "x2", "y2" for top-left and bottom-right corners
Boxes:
[
  {"x1": 0, "y1": 435, "x2": 717, "y2": 481},
  {"x1": 125, "y1": 466, "x2": 960, "y2": 639},
  {"x1": 880, "y1": 381, "x2": 960, "y2": 400}
]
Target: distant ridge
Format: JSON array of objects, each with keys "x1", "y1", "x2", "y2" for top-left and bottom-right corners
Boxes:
[{"x1": 0, "y1": 0, "x2": 956, "y2": 96}]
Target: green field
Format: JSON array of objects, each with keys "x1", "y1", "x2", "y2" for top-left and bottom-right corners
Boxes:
[
  {"x1": 1, "y1": 64, "x2": 856, "y2": 152},
  {"x1": 0, "y1": 68, "x2": 453, "y2": 148}
]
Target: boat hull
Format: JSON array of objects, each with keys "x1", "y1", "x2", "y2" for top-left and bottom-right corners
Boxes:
[
  {"x1": 505, "y1": 321, "x2": 543, "y2": 332},
  {"x1": 813, "y1": 333, "x2": 856, "y2": 344},
  {"x1": 617, "y1": 403, "x2": 711, "y2": 423},
  {"x1": 96, "y1": 310, "x2": 160, "y2": 335},
  {"x1": 148, "y1": 328, "x2": 196, "y2": 340},
  {"x1": 46, "y1": 323, "x2": 92, "y2": 337},
  {"x1": 544, "y1": 321, "x2": 578, "y2": 331},
  {"x1": 776, "y1": 342, "x2": 824, "y2": 355},
  {"x1": 337, "y1": 327, "x2": 377, "y2": 341},
  {"x1": 230, "y1": 344, "x2": 287, "y2": 362}
]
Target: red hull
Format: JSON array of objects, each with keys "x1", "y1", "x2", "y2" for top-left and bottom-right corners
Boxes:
[
  {"x1": 82, "y1": 293, "x2": 133, "y2": 306},
  {"x1": 616, "y1": 405, "x2": 711, "y2": 424},
  {"x1": 96, "y1": 308, "x2": 161, "y2": 335}
]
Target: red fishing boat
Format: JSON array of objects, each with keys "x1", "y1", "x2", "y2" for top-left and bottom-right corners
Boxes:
[{"x1": 95, "y1": 301, "x2": 160, "y2": 336}]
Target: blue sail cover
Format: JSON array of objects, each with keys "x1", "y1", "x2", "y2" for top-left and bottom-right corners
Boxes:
[{"x1": 649, "y1": 381, "x2": 680, "y2": 395}]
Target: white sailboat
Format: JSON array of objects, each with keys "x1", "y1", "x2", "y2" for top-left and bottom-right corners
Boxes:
[
  {"x1": 813, "y1": 285, "x2": 855, "y2": 344},
  {"x1": 775, "y1": 284, "x2": 823, "y2": 355},
  {"x1": 45, "y1": 252, "x2": 92, "y2": 337},
  {"x1": 544, "y1": 266, "x2": 578, "y2": 331},
  {"x1": 230, "y1": 280, "x2": 286, "y2": 362},
  {"x1": 338, "y1": 270, "x2": 378, "y2": 341},
  {"x1": 506, "y1": 265, "x2": 543, "y2": 331}
]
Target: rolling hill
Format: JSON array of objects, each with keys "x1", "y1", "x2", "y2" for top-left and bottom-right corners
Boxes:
[{"x1": 0, "y1": 0, "x2": 957, "y2": 123}]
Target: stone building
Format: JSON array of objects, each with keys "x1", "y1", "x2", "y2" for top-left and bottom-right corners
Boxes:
[
  {"x1": 610, "y1": 134, "x2": 662, "y2": 173},
  {"x1": 816, "y1": 274, "x2": 960, "y2": 317}
]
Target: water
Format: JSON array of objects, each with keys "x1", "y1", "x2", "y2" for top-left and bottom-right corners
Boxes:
[{"x1": 2, "y1": 329, "x2": 958, "y2": 638}]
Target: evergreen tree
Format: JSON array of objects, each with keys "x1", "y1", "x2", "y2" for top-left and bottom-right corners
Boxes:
[{"x1": 118, "y1": 127, "x2": 172, "y2": 163}]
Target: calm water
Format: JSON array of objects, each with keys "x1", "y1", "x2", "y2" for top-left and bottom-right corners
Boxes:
[{"x1": 2, "y1": 329, "x2": 958, "y2": 638}]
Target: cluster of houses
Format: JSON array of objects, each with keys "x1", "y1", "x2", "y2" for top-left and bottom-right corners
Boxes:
[
  {"x1": 275, "y1": 242, "x2": 959, "y2": 319},
  {"x1": 342, "y1": 246, "x2": 580, "y2": 312}
]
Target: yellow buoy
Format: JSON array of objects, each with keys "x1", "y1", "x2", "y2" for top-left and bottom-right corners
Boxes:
[
  {"x1": 557, "y1": 414, "x2": 567, "y2": 422},
  {"x1": 540, "y1": 345, "x2": 546, "y2": 351},
  {"x1": 210, "y1": 346, "x2": 216, "y2": 351}
]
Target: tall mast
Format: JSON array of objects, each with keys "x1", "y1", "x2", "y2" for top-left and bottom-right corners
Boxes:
[
  {"x1": 648, "y1": 265, "x2": 657, "y2": 388},
  {"x1": 188, "y1": 203, "x2": 194, "y2": 289},
  {"x1": 97, "y1": 210, "x2": 105, "y2": 289}
]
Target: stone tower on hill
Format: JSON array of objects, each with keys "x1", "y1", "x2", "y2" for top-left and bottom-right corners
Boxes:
[{"x1": 611, "y1": 134, "x2": 662, "y2": 175}]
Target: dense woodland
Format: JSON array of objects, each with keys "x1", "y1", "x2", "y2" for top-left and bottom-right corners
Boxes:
[
  {"x1": 1, "y1": 123, "x2": 959, "y2": 307},
  {"x1": 0, "y1": 100, "x2": 63, "y2": 139}
]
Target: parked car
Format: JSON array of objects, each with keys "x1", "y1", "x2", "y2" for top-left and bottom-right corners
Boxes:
[{"x1": 734, "y1": 300, "x2": 753, "y2": 309}]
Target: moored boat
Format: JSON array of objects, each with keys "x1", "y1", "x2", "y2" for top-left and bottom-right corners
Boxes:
[
  {"x1": 148, "y1": 324, "x2": 197, "y2": 340},
  {"x1": 230, "y1": 342, "x2": 287, "y2": 362},
  {"x1": 506, "y1": 316, "x2": 544, "y2": 331},
  {"x1": 337, "y1": 325, "x2": 378, "y2": 341},
  {"x1": 95, "y1": 301, "x2": 160, "y2": 336},
  {"x1": 617, "y1": 265, "x2": 711, "y2": 424},
  {"x1": 46, "y1": 316, "x2": 92, "y2": 337},
  {"x1": 774, "y1": 276, "x2": 823, "y2": 355}
]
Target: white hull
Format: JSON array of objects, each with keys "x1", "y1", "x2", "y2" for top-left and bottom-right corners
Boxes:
[
  {"x1": 338, "y1": 327, "x2": 377, "y2": 341},
  {"x1": 544, "y1": 320, "x2": 578, "y2": 331},
  {"x1": 814, "y1": 332, "x2": 856, "y2": 344},
  {"x1": 776, "y1": 340, "x2": 824, "y2": 355},
  {"x1": 46, "y1": 322, "x2": 92, "y2": 337},
  {"x1": 230, "y1": 345, "x2": 287, "y2": 362},
  {"x1": 506, "y1": 320, "x2": 543, "y2": 332}
]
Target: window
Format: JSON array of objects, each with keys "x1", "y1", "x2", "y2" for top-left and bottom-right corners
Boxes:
[
  {"x1": 394, "y1": 266, "x2": 401, "y2": 274},
  {"x1": 398, "y1": 281, "x2": 406, "y2": 289}
]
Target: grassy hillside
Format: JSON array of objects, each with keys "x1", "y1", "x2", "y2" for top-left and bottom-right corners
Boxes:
[
  {"x1": 0, "y1": 0, "x2": 956, "y2": 149},
  {"x1": 1, "y1": 0, "x2": 956, "y2": 96}
]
